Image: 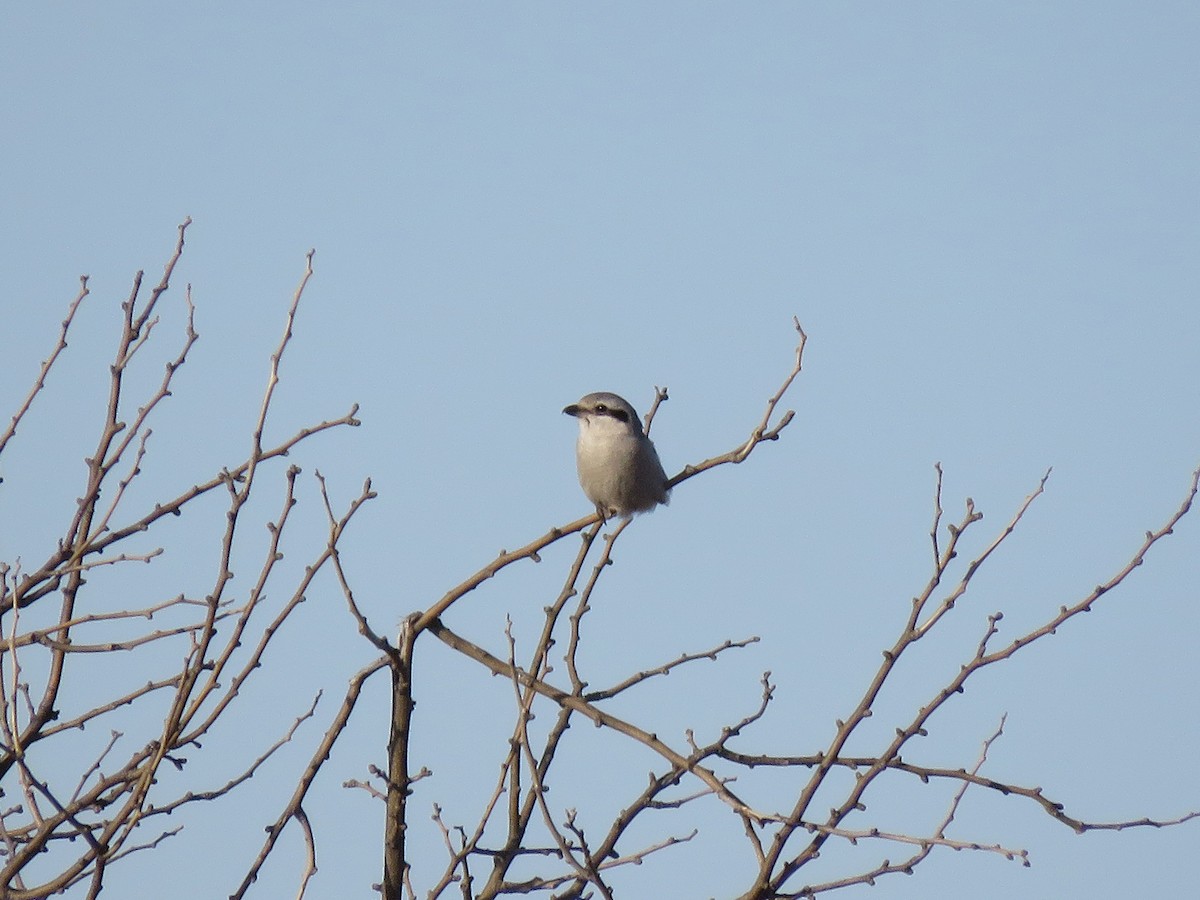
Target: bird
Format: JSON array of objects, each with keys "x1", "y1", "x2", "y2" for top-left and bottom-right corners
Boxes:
[{"x1": 562, "y1": 391, "x2": 670, "y2": 519}]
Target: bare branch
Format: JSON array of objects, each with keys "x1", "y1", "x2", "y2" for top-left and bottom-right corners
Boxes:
[
  {"x1": 0, "y1": 277, "x2": 90, "y2": 457},
  {"x1": 675, "y1": 317, "x2": 806, "y2": 484},
  {"x1": 425, "y1": 619, "x2": 763, "y2": 824},
  {"x1": 586, "y1": 636, "x2": 760, "y2": 702},
  {"x1": 232, "y1": 658, "x2": 385, "y2": 900}
]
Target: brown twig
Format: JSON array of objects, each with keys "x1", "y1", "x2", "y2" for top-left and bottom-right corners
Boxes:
[{"x1": 0, "y1": 276, "x2": 90, "y2": 457}]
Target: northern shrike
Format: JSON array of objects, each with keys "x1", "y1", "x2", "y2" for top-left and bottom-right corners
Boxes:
[{"x1": 563, "y1": 391, "x2": 670, "y2": 519}]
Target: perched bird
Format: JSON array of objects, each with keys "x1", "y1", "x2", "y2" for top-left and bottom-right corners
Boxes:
[{"x1": 562, "y1": 391, "x2": 670, "y2": 519}]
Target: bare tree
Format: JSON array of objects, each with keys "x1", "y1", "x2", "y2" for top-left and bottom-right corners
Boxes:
[
  {"x1": 1, "y1": 225, "x2": 1195, "y2": 899},
  {"x1": 0, "y1": 221, "x2": 365, "y2": 899}
]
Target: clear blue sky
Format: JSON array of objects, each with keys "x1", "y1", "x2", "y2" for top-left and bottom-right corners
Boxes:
[{"x1": 2, "y1": 3, "x2": 1198, "y2": 898}]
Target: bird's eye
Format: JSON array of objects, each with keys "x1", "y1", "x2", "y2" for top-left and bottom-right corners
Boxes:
[{"x1": 594, "y1": 404, "x2": 607, "y2": 413}]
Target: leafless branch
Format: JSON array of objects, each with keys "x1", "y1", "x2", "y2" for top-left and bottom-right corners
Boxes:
[
  {"x1": 233, "y1": 658, "x2": 384, "y2": 900},
  {"x1": 586, "y1": 636, "x2": 760, "y2": 702},
  {"x1": 0, "y1": 277, "x2": 90, "y2": 457}
]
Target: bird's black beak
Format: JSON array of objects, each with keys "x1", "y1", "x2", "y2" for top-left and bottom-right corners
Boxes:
[{"x1": 563, "y1": 404, "x2": 581, "y2": 417}]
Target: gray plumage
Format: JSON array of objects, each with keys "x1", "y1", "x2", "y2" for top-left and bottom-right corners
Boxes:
[{"x1": 562, "y1": 391, "x2": 670, "y2": 519}]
